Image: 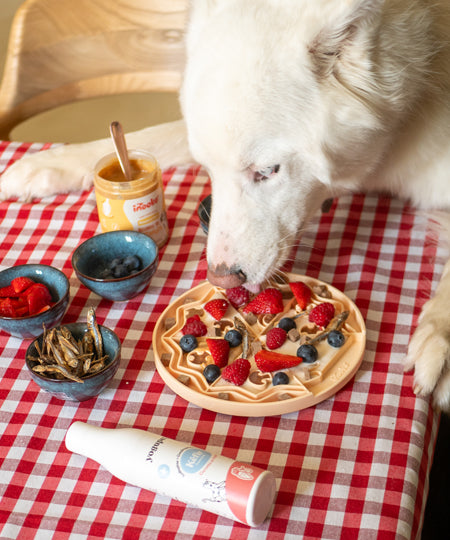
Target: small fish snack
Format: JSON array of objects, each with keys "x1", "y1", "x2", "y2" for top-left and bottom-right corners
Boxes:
[{"x1": 27, "y1": 308, "x2": 108, "y2": 383}]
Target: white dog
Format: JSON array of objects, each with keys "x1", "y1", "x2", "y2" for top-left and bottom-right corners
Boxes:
[{"x1": 2, "y1": 0, "x2": 450, "y2": 410}]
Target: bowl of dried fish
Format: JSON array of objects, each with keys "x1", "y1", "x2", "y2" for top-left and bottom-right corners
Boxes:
[
  {"x1": 0, "y1": 264, "x2": 70, "y2": 339},
  {"x1": 25, "y1": 309, "x2": 121, "y2": 401},
  {"x1": 71, "y1": 231, "x2": 159, "y2": 302}
]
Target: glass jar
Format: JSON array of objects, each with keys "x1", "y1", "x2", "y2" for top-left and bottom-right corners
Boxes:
[{"x1": 93, "y1": 150, "x2": 169, "y2": 247}]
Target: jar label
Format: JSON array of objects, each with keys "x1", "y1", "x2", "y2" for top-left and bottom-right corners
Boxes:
[{"x1": 96, "y1": 186, "x2": 168, "y2": 247}]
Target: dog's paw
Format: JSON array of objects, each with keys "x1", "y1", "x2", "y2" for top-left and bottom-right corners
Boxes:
[
  {"x1": 405, "y1": 295, "x2": 450, "y2": 412},
  {"x1": 0, "y1": 141, "x2": 111, "y2": 201}
]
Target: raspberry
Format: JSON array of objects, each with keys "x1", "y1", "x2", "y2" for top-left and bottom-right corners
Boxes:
[
  {"x1": 204, "y1": 298, "x2": 229, "y2": 320},
  {"x1": 225, "y1": 286, "x2": 250, "y2": 308},
  {"x1": 206, "y1": 338, "x2": 230, "y2": 368},
  {"x1": 242, "y1": 288, "x2": 283, "y2": 314},
  {"x1": 308, "y1": 302, "x2": 335, "y2": 328},
  {"x1": 222, "y1": 358, "x2": 251, "y2": 385},
  {"x1": 255, "y1": 350, "x2": 302, "y2": 372},
  {"x1": 265, "y1": 327, "x2": 287, "y2": 349},
  {"x1": 181, "y1": 315, "x2": 207, "y2": 336},
  {"x1": 289, "y1": 281, "x2": 311, "y2": 310}
]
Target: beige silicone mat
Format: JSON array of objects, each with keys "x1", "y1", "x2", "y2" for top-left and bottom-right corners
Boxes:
[{"x1": 153, "y1": 273, "x2": 366, "y2": 416}]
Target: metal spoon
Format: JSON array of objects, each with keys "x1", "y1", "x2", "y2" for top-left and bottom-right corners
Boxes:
[{"x1": 109, "y1": 121, "x2": 132, "y2": 181}]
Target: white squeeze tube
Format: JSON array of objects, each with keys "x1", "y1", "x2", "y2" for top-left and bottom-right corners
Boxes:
[{"x1": 65, "y1": 422, "x2": 277, "y2": 527}]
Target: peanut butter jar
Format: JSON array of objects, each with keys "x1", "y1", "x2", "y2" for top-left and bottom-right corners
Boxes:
[{"x1": 93, "y1": 150, "x2": 169, "y2": 247}]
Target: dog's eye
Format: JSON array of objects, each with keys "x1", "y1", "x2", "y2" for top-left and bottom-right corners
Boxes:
[{"x1": 253, "y1": 164, "x2": 280, "y2": 183}]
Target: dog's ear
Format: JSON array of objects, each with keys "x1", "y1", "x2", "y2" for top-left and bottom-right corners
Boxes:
[{"x1": 308, "y1": 0, "x2": 383, "y2": 77}]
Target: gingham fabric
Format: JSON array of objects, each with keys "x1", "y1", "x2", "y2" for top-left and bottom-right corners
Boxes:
[{"x1": 0, "y1": 141, "x2": 445, "y2": 540}]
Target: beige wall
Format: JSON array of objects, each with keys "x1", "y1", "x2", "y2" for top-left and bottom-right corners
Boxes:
[{"x1": 0, "y1": 0, "x2": 181, "y2": 143}]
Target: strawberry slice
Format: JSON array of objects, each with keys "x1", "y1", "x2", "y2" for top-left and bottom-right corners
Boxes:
[
  {"x1": 0, "y1": 284, "x2": 17, "y2": 297},
  {"x1": 204, "y1": 299, "x2": 229, "y2": 321},
  {"x1": 206, "y1": 338, "x2": 230, "y2": 368},
  {"x1": 289, "y1": 281, "x2": 311, "y2": 310},
  {"x1": 255, "y1": 349, "x2": 302, "y2": 372},
  {"x1": 0, "y1": 298, "x2": 17, "y2": 317},
  {"x1": 242, "y1": 288, "x2": 283, "y2": 314},
  {"x1": 222, "y1": 358, "x2": 251, "y2": 385},
  {"x1": 11, "y1": 276, "x2": 35, "y2": 294},
  {"x1": 26, "y1": 283, "x2": 53, "y2": 315}
]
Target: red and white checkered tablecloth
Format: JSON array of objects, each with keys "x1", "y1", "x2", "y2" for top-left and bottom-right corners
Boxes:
[{"x1": 0, "y1": 140, "x2": 445, "y2": 539}]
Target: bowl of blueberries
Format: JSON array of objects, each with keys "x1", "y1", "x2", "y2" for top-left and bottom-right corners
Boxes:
[{"x1": 72, "y1": 231, "x2": 158, "y2": 301}]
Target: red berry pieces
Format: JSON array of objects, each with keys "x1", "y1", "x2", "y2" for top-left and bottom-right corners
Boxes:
[
  {"x1": 0, "y1": 284, "x2": 16, "y2": 297},
  {"x1": 204, "y1": 298, "x2": 229, "y2": 320},
  {"x1": 181, "y1": 315, "x2": 207, "y2": 337},
  {"x1": 26, "y1": 283, "x2": 53, "y2": 315},
  {"x1": 206, "y1": 338, "x2": 230, "y2": 368},
  {"x1": 0, "y1": 277, "x2": 54, "y2": 318},
  {"x1": 0, "y1": 297, "x2": 27, "y2": 317},
  {"x1": 255, "y1": 350, "x2": 302, "y2": 372},
  {"x1": 11, "y1": 276, "x2": 36, "y2": 294},
  {"x1": 225, "y1": 286, "x2": 250, "y2": 308},
  {"x1": 289, "y1": 281, "x2": 311, "y2": 310},
  {"x1": 222, "y1": 358, "x2": 251, "y2": 385},
  {"x1": 242, "y1": 288, "x2": 283, "y2": 314},
  {"x1": 265, "y1": 327, "x2": 287, "y2": 349},
  {"x1": 308, "y1": 302, "x2": 335, "y2": 328}
]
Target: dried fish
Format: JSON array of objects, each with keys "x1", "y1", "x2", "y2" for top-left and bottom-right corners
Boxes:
[
  {"x1": 234, "y1": 317, "x2": 250, "y2": 359},
  {"x1": 32, "y1": 364, "x2": 84, "y2": 383},
  {"x1": 28, "y1": 308, "x2": 109, "y2": 383},
  {"x1": 87, "y1": 307, "x2": 103, "y2": 358}
]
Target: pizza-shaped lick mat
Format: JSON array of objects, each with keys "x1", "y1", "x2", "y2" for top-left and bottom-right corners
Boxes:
[{"x1": 153, "y1": 273, "x2": 366, "y2": 417}]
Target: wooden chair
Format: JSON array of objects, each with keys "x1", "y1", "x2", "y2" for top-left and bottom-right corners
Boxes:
[{"x1": 0, "y1": 0, "x2": 188, "y2": 139}]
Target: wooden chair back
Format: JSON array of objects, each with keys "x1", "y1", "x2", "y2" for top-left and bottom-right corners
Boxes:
[{"x1": 0, "y1": 0, "x2": 188, "y2": 139}]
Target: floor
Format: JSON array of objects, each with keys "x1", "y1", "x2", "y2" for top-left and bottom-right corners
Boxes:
[{"x1": 1, "y1": 3, "x2": 449, "y2": 539}]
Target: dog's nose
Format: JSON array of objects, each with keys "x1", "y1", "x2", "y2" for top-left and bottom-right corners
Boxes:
[{"x1": 207, "y1": 264, "x2": 246, "y2": 289}]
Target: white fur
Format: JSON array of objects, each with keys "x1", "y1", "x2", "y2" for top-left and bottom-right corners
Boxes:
[{"x1": 2, "y1": 0, "x2": 450, "y2": 410}]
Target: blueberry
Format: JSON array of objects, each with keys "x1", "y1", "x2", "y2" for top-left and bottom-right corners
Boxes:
[
  {"x1": 203, "y1": 364, "x2": 221, "y2": 383},
  {"x1": 124, "y1": 255, "x2": 141, "y2": 272},
  {"x1": 110, "y1": 258, "x2": 122, "y2": 270},
  {"x1": 113, "y1": 263, "x2": 128, "y2": 278},
  {"x1": 327, "y1": 330, "x2": 345, "y2": 348},
  {"x1": 180, "y1": 334, "x2": 198, "y2": 352},
  {"x1": 273, "y1": 372, "x2": 289, "y2": 385},
  {"x1": 224, "y1": 329, "x2": 243, "y2": 347},
  {"x1": 278, "y1": 317, "x2": 296, "y2": 332},
  {"x1": 297, "y1": 343, "x2": 318, "y2": 363}
]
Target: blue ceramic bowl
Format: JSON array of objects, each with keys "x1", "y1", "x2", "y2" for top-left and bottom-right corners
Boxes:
[
  {"x1": 71, "y1": 231, "x2": 158, "y2": 301},
  {"x1": 0, "y1": 264, "x2": 70, "y2": 339},
  {"x1": 25, "y1": 322, "x2": 121, "y2": 401}
]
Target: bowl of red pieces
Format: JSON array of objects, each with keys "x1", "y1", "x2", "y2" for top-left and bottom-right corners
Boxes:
[{"x1": 0, "y1": 264, "x2": 70, "y2": 339}]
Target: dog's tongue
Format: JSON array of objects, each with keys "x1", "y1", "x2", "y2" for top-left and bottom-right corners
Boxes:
[{"x1": 244, "y1": 283, "x2": 261, "y2": 294}]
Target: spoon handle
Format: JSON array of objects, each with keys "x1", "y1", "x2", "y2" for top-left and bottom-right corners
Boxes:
[{"x1": 110, "y1": 121, "x2": 132, "y2": 181}]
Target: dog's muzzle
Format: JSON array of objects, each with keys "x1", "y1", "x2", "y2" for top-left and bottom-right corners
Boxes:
[{"x1": 207, "y1": 263, "x2": 246, "y2": 289}]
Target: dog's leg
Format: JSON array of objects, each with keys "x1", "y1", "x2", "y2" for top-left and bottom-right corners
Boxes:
[
  {"x1": 0, "y1": 119, "x2": 191, "y2": 201},
  {"x1": 405, "y1": 217, "x2": 450, "y2": 412}
]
